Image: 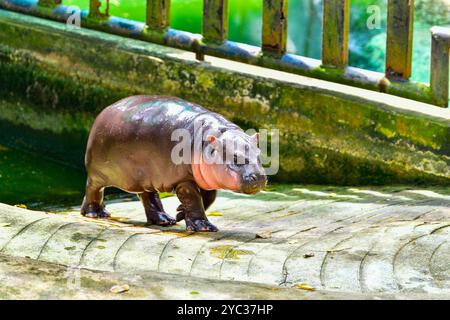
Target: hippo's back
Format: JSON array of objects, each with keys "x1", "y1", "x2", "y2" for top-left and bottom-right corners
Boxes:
[
  {"x1": 84, "y1": 96, "x2": 223, "y2": 192},
  {"x1": 87, "y1": 95, "x2": 208, "y2": 152},
  {"x1": 115, "y1": 96, "x2": 209, "y2": 126}
]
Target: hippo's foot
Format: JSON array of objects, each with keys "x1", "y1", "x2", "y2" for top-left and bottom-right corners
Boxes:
[
  {"x1": 176, "y1": 205, "x2": 185, "y2": 222},
  {"x1": 147, "y1": 211, "x2": 177, "y2": 226},
  {"x1": 81, "y1": 203, "x2": 110, "y2": 219},
  {"x1": 186, "y1": 218, "x2": 218, "y2": 232}
]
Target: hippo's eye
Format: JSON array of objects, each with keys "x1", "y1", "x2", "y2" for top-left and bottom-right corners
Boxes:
[
  {"x1": 233, "y1": 154, "x2": 248, "y2": 166},
  {"x1": 233, "y1": 154, "x2": 243, "y2": 166}
]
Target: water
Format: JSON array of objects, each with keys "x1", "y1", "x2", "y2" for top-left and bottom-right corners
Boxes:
[
  {"x1": 64, "y1": 0, "x2": 450, "y2": 83},
  {"x1": 0, "y1": 100, "x2": 89, "y2": 209},
  {"x1": 0, "y1": 143, "x2": 86, "y2": 209}
]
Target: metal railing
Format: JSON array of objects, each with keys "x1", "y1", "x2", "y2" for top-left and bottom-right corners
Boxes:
[{"x1": 0, "y1": 0, "x2": 449, "y2": 107}]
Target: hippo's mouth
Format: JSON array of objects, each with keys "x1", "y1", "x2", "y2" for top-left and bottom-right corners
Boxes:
[
  {"x1": 241, "y1": 187, "x2": 262, "y2": 195},
  {"x1": 240, "y1": 175, "x2": 267, "y2": 194}
]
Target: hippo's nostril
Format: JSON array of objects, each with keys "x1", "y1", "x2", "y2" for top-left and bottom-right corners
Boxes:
[{"x1": 241, "y1": 173, "x2": 267, "y2": 194}]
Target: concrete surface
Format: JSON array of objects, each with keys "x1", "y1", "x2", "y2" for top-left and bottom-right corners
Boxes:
[
  {"x1": 1, "y1": 185, "x2": 450, "y2": 299},
  {"x1": 0, "y1": 254, "x2": 346, "y2": 300}
]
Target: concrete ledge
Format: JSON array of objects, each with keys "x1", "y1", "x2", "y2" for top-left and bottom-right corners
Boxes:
[
  {"x1": 3, "y1": 253, "x2": 449, "y2": 300},
  {"x1": 1, "y1": 10, "x2": 450, "y2": 184},
  {"x1": 3, "y1": 254, "x2": 446, "y2": 300},
  {"x1": 0, "y1": 254, "x2": 336, "y2": 300},
  {"x1": 1, "y1": 186, "x2": 450, "y2": 297}
]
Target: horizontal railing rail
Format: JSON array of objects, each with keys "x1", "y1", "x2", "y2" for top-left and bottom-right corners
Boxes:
[{"x1": 0, "y1": 0, "x2": 449, "y2": 107}]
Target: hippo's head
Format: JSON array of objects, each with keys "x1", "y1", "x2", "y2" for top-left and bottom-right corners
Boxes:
[{"x1": 192, "y1": 129, "x2": 267, "y2": 194}]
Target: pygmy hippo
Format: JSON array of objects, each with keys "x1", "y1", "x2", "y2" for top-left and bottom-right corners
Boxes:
[{"x1": 81, "y1": 96, "x2": 267, "y2": 232}]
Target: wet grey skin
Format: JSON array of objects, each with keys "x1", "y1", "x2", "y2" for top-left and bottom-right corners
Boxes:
[{"x1": 81, "y1": 95, "x2": 267, "y2": 232}]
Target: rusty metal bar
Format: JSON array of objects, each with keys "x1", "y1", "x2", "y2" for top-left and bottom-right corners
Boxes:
[
  {"x1": 0, "y1": 0, "x2": 439, "y2": 106},
  {"x1": 262, "y1": 0, "x2": 288, "y2": 55},
  {"x1": 430, "y1": 27, "x2": 450, "y2": 108},
  {"x1": 146, "y1": 0, "x2": 170, "y2": 30},
  {"x1": 386, "y1": 0, "x2": 414, "y2": 79},
  {"x1": 322, "y1": 0, "x2": 350, "y2": 68},
  {"x1": 203, "y1": 0, "x2": 229, "y2": 43},
  {"x1": 89, "y1": 0, "x2": 109, "y2": 18},
  {"x1": 38, "y1": 0, "x2": 61, "y2": 7}
]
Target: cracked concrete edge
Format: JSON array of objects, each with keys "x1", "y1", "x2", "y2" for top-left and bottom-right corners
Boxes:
[{"x1": 1, "y1": 254, "x2": 448, "y2": 300}]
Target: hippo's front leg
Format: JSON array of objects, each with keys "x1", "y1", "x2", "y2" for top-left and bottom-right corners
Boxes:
[
  {"x1": 176, "y1": 189, "x2": 217, "y2": 222},
  {"x1": 175, "y1": 182, "x2": 218, "y2": 232},
  {"x1": 139, "y1": 192, "x2": 176, "y2": 226}
]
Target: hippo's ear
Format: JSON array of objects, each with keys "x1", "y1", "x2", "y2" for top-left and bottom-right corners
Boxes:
[
  {"x1": 251, "y1": 132, "x2": 259, "y2": 144},
  {"x1": 206, "y1": 135, "x2": 220, "y2": 149}
]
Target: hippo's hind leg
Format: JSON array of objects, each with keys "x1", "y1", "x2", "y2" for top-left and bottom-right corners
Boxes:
[
  {"x1": 139, "y1": 192, "x2": 176, "y2": 226},
  {"x1": 81, "y1": 178, "x2": 110, "y2": 218},
  {"x1": 176, "y1": 189, "x2": 217, "y2": 222},
  {"x1": 176, "y1": 182, "x2": 218, "y2": 232},
  {"x1": 201, "y1": 190, "x2": 217, "y2": 210}
]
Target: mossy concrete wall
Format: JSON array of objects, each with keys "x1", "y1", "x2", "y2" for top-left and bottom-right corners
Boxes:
[{"x1": 1, "y1": 9, "x2": 450, "y2": 185}]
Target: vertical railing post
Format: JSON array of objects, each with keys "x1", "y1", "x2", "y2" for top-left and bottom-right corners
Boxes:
[
  {"x1": 89, "y1": 0, "x2": 110, "y2": 18},
  {"x1": 262, "y1": 0, "x2": 288, "y2": 55},
  {"x1": 322, "y1": 0, "x2": 350, "y2": 68},
  {"x1": 386, "y1": 0, "x2": 414, "y2": 79},
  {"x1": 430, "y1": 27, "x2": 450, "y2": 108},
  {"x1": 146, "y1": 0, "x2": 171, "y2": 30},
  {"x1": 38, "y1": 0, "x2": 62, "y2": 7},
  {"x1": 203, "y1": 0, "x2": 229, "y2": 43}
]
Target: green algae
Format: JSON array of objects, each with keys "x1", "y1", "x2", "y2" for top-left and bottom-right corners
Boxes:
[{"x1": 210, "y1": 245, "x2": 254, "y2": 260}]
